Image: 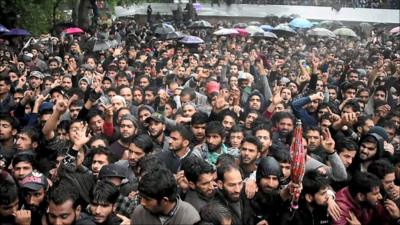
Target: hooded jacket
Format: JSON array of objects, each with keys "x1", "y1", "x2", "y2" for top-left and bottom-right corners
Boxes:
[{"x1": 243, "y1": 90, "x2": 268, "y2": 116}]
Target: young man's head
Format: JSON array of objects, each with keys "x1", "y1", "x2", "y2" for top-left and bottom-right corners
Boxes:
[
  {"x1": 368, "y1": 159, "x2": 396, "y2": 198},
  {"x1": 138, "y1": 167, "x2": 178, "y2": 215},
  {"x1": 119, "y1": 115, "x2": 138, "y2": 144},
  {"x1": 168, "y1": 125, "x2": 192, "y2": 153},
  {"x1": 12, "y1": 151, "x2": 36, "y2": 181},
  {"x1": 0, "y1": 114, "x2": 18, "y2": 143},
  {"x1": 87, "y1": 110, "x2": 105, "y2": 135},
  {"x1": 127, "y1": 134, "x2": 154, "y2": 168},
  {"x1": 253, "y1": 123, "x2": 272, "y2": 154},
  {"x1": 19, "y1": 172, "x2": 49, "y2": 213},
  {"x1": 90, "y1": 147, "x2": 117, "y2": 177},
  {"x1": 191, "y1": 112, "x2": 208, "y2": 143},
  {"x1": 0, "y1": 179, "x2": 19, "y2": 218},
  {"x1": 199, "y1": 202, "x2": 232, "y2": 225},
  {"x1": 359, "y1": 134, "x2": 381, "y2": 162},
  {"x1": 89, "y1": 181, "x2": 120, "y2": 224},
  {"x1": 221, "y1": 111, "x2": 237, "y2": 133},
  {"x1": 146, "y1": 112, "x2": 166, "y2": 139},
  {"x1": 305, "y1": 127, "x2": 321, "y2": 152},
  {"x1": 273, "y1": 112, "x2": 295, "y2": 136},
  {"x1": 337, "y1": 138, "x2": 358, "y2": 168},
  {"x1": 181, "y1": 156, "x2": 216, "y2": 198},
  {"x1": 15, "y1": 126, "x2": 40, "y2": 151},
  {"x1": 302, "y1": 170, "x2": 329, "y2": 207},
  {"x1": 256, "y1": 156, "x2": 282, "y2": 193},
  {"x1": 46, "y1": 182, "x2": 82, "y2": 225},
  {"x1": 270, "y1": 149, "x2": 291, "y2": 181},
  {"x1": 348, "y1": 172, "x2": 382, "y2": 208},
  {"x1": 206, "y1": 121, "x2": 226, "y2": 152},
  {"x1": 229, "y1": 125, "x2": 245, "y2": 149},
  {"x1": 240, "y1": 136, "x2": 262, "y2": 167},
  {"x1": 217, "y1": 163, "x2": 243, "y2": 202}
]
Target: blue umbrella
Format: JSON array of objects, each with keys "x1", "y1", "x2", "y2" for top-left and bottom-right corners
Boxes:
[
  {"x1": 289, "y1": 18, "x2": 313, "y2": 29},
  {"x1": 3, "y1": 28, "x2": 31, "y2": 36},
  {"x1": 153, "y1": 23, "x2": 175, "y2": 35},
  {"x1": 260, "y1": 25, "x2": 273, "y2": 32},
  {"x1": 178, "y1": 35, "x2": 204, "y2": 44},
  {"x1": 0, "y1": 24, "x2": 9, "y2": 33}
]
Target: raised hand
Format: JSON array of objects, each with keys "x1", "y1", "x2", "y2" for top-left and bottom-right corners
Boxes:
[{"x1": 321, "y1": 128, "x2": 335, "y2": 154}]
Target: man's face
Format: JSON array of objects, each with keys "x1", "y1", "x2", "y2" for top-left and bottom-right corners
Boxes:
[
  {"x1": 281, "y1": 89, "x2": 292, "y2": 103},
  {"x1": 13, "y1": 161, "x2": 33, "y2": 181},
  {"x1": 138, "y1": 110, "x2": 151, "y2": 124},
  {"x1": 358, "y1": 91, "x2": 369, "y2": 103},
  {"x1": 23, "y1": 188, "x2": 46, "y2": 210},
  {"x1": 148, "y1": 120, "x2": 165, "y2": 138},
  {"x1": 195, "y1": 172, "x2": 217, "y2": 198},
  {"x1": 244, "y1": 113, "x2": 258, "y2": 129},
  {"x1": 138, "y1": 78, "x2": 150, "y2": 89},
  {"x1": 328, "y1": 88, "x2": 337, "y2": 101},
  {"x1": 255, "y1": 129, "x2": 271, "y2": 152},
  {"x1": 91, "y1": 154, "x2": 109, "y2": 176},
  {"x1": 359, "y1": 141, "x2": 378, "y2": 161},
  {"x1": 313, "y1": 187, "x2": 329, "y2": 206},
  {"x1": 111, "y1": 99, "x2": 124, "y2": 112},
  {"x1": 382, "y1": 172, "x2": 396, "y2": 194},
  {"x1": 280, "y1": 163, "x2": 291, "y2": 180},
  {"x1": 374, "y1": 90, "x2": 386, "y2": 102},
  {"x1": 219, "y1": 169, "x2": 243, "y2": 202},
  {"x1": 206, "y1": 133, "x2": 223, "y2": 152},
  {"x1": 144, "y1": 91, "x2": 155, "y2": 105},
  {"x1": 278, "y1": 118, "x2": 293, "y2": 135},
  {"x1": 139, "y1": 196, "x2": 164, "y2": 215},
  {"x1": 120, "y1": 88, "x2": 133, "y2": 103},
  {"x1": 191, "y1": 123, "x2": 206, "y2": 142},
  {"x1": 338, "y1": 149, "x2": 356, "y2": 168},
  {"x1": 89, "y1": 116, "x2": 104, "y2": 135},
  {"x1": 169, "y1": 131, "x2": 186, "y2": 152},
  {"x1": 230, "y1": 132, "x2": 244, "y2": 149},
  {"x1": 29, "y1": 77, "x2": 42, "y2": 89},
  {"x1": 343, "y1": 88, "x2": 356, "y2": 100},
  {"x1": 102, "y1": 80, "x2": 112, "y2": 90},
  {"x1": 183, "y1": 105, "x2": 196, "y2": 118},
  {"x1": 62, "y1": 78, "x2": 72, "y2": 90},
  {"x1": 365, "y1": 186, "x2": 383, "y2": 207},
  {"x1": 240, "y1": 141, "x2": 259, "y2": 165},
  {"x1": 128, "y1": 143, "x2": 145, "y2": 167},
  {"x1": 259, "y1": 175, "x2": 279, "y2": 192},
  {"x1": 306, "y1": 130, "x2": 321, "y2": 151},
  {"x1": 47, "y1": 200, "x2": 80, "y2": 225},
  {"x1": 0, "y1": 81, "x2": 10, "y2": 95},
  {"x1": 0, "y1": 199, "x2": 18, "y2": 217},
  {"x1": 69, "y1": 106, "x2": 81, "y2": 121},
  {"x1": 347, "y1": 72, "x2": 359, "y2": 82},
  {"x1": 90, "y1": 202, "x2": 114, "y2": 224},
  {"x1": 249, "y1": 95, "x2": 261, "y2": 111},
  {"x1": 116, "y1": 77, "x2": 129, "y2": 87},
  {"x1": 307, "y1": 100, "x2": 320, "y2": 113},
  {"x1": 119, "y1": 120, "x2": 136, "y2": 140},
  {"x1": 359, "y1": 119, "x2": 374, "y2": 135},
  {"x1": 15, "y1": 133, "x2": 34, "y2": 151}
]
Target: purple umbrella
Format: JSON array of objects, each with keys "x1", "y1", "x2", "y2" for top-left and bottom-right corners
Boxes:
[
  {"x1": 3, "y1": 28, "x2": 31, "y2": 36},
  {"x1": 178, "y1": 35, "x2": 204, "y2": 44},
  {"x1": 0, "y1": 24, "x2": 9, "y2": 33}
]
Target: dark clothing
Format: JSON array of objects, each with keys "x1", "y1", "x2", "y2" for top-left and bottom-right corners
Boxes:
[
  {"x1": 250, "y1": 191, "x2": 287, "y2": 225},
  {"x1": 0, "y1": 93, "x2": 15, "y2": 114},
  {"x1": 184, "y1": 189, "x2": 212, "y2": 212},
  {"x1": 157, "y1": 148, "x2": 193, "y2": 174},
  {"x1": 291, "y1": 96, "x2": 318, "y2": 127},
  {"x1": 281, "y1": 203, "x2": 331, "y2": 225},
  {"x1": 110, "y1": 140, "x2": 126, "y2": 159},
  {"x1": 210, "y1": 189, "x2": 253, "y2": 225}
]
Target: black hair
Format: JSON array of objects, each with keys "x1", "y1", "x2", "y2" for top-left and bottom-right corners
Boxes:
[
  {"x1": 216, "y1": 153, "x2": 236, "y2": 167},
  {"x1": 57, "y1": 120, "x2": 71, "y2": 132},
  {"x1": 87, "y1": 134, "x2": 110, "y2": 147},
  {"x1": 241, "y1": 135, "x2": 263, "y2": 152},
  {"x1": 180, "y1": 87, "x2": 196, "y2": 101},
  {"x1": 302, "y1": 170, "x2": 329, "y2": 196},
  {"x1": 91, "y1": 147, "x2": 118, "y2": 164},
  {"x1": 86, "y1": 109, "x2": 104, "y2": 122},
  {"x1": 206, "y1": 121, "x2": 226, "y2": 138},
  {"x1": 170, "y1": 125, "x2": 193, "y2": 143},
  {"x1": 342, "y1": 99, "x2": 361, "y2": 112},
  {"x1": 138, "y1": 154, "x2": 166, "y2": 177},
  {"x1": 0, "y1": 179, "x2": 18, "y2": 206},
  {"x1": 355, "y1": 114, "x2": 373, "y2": 129},
  {"x1": 117, "y1": 85, "x2": 132, "y2": 94},
  {"x1": 144, "y1": 86, "x2": 157, "y2": 96},
  {"x1": 130, "y1": 134, "x2": 154, "y2": 154},
  {"x1": 47, "y1": 180, "x2": 81, "y2": 209},
  {"x1": 368, "y1": 159, "x2": 395, "y2": 180},
  {"x1": 19, "y1": 126, "x2": 40, "y2": 144},
  {"x1": 217, "y1": 162, "x2": 241, "y2": 182},
  {"x1": 348, "y1": 172, "x2": 381, "y2": 197},
  {"x1": 252, "y1": 123, "x2": 272, "y2": 137},
  {"x1": 271, "y1": 111, "x2": 295, "y2": 127},
  {"x1": 0, "y1": 113, "x2": 19, "y2": 129},
  {"x1": 337, "y1": 138, "x2": 358, "y2": 153},
  {"x1": 191, "y1": 111, "x2": 209, "y2": 125},
  {"x1": 90, "y1": 180, "x2": 120, "y2": 205},
  {"x1": 0, "y1": 74, "x2": 11, "y2": 85},
  {"x1": 12, "y1": 151, "x2": 37, "y2": 168},
  {"x1": 199, "y1": 202, "x2": 232, "y2": 225},
  {"x1": 181, "y1": 156, "x2": 215, "y2": 183},
  {"x1": 222, "y1": 110, "x2": 238, "y2": 122},
  {"x1": 138, "y1": 167, "x2": 177, "y2": 201}
]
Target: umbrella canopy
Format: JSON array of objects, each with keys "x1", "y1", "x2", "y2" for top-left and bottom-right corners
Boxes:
[
  {"x1": 260, "y1": 25, "x2": 274, "y2": 32},
  {"x1": 160, "y1": 31, "x2": 184, "y2": 40},
  {"x1": 234, "y1": 28, "x2": 250, "y2": 37},
  {"x1": 3, "y1": 28, "x2": 30, "y2": 36},
  {"x1": 245, "y1": 25, "x2": 264, "y2": 35},
  {"x1": 333, "y1": 27, "x2": 358, "y2": 37},
  {"x1": 213, "y1": 28, "x2": 239, "y2": 36},
  {"x1": 307, "y1": 28, "x2": 336, "y2": 38},
  {"x1": 318, "y1": 20, "x2": 343, "y2": 30},
  {"x1": 289, "y1": 18, "x2": 313, "y2": 29},
  {"x1": 63, "y1": 27, "x2": 84, "y2": 35},
  {"x1": 178, "y1": 35, "x2": 204, "y2": 44},
  {"x1": 154, "y1": 23, "x2": 175, "y2": 35},
  {"x1": 188, "y1": 20, "x2": 213, "y2": 29},
  {"x1": 248, "y1": 21, "x2": 261, "y2": 26},
  {"x1": 272, "y1": 24, "x2": 297, "y2": 36},
  {"x1": 233, "y1": 23, "x2": 248, "y2": 28},
  {"x1": 93, "y1": 39, "x2": 113, "y2": 52},
  {"x1": 390, "y1": 26, "x2": 400, "y2": 36},
  {"x1": 0, "y1": 24, "x2": 9, "y2": 33},
  {"x1": 251, "y1": 31, "x2": 278, "y2": 39},
  {"x1": 290, "y1": 120, "x2": 306, "y2": 210}
]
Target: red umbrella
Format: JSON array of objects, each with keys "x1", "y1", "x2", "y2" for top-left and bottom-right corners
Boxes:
[
  {"x1": 290, "y1": 120, "x2": 306, "y2": 210},
  {"x1": 234, "y1": 28, "x2": 249, "y2": 37},
  {"x1": 63, "y1": 27, "x2": 84, "y2": 35}
]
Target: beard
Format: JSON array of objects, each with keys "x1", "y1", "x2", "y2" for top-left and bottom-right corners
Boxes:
[
  {"x1": 222, "y1": 188, "x2": 240, "y2": 203},
  {"x1": 120, "y1": 135, "x2": 132, "y2": 144},
  {"x1": 207, "y1": 142, "x2": 222, "y2": 152}
]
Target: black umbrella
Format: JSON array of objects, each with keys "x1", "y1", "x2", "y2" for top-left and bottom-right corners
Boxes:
[
  {"x1": 154, "y1": 23, "x2": 175, "y2": 35},
  {"x1": 188, "y1": 20, "x2": 213, "y2": 29},
  {"x1": 160, "y1": 31, "x2": 184, "y2": 40}
]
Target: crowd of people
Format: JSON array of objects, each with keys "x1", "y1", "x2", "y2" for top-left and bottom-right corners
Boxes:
[{"x1": 0, "y1": 12, "x2": 399, "y2": 225}]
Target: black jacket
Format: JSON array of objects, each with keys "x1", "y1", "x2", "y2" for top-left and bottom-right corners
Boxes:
[{"x1": 281, "y1": 202, "x2": 331, "y2": 225}]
